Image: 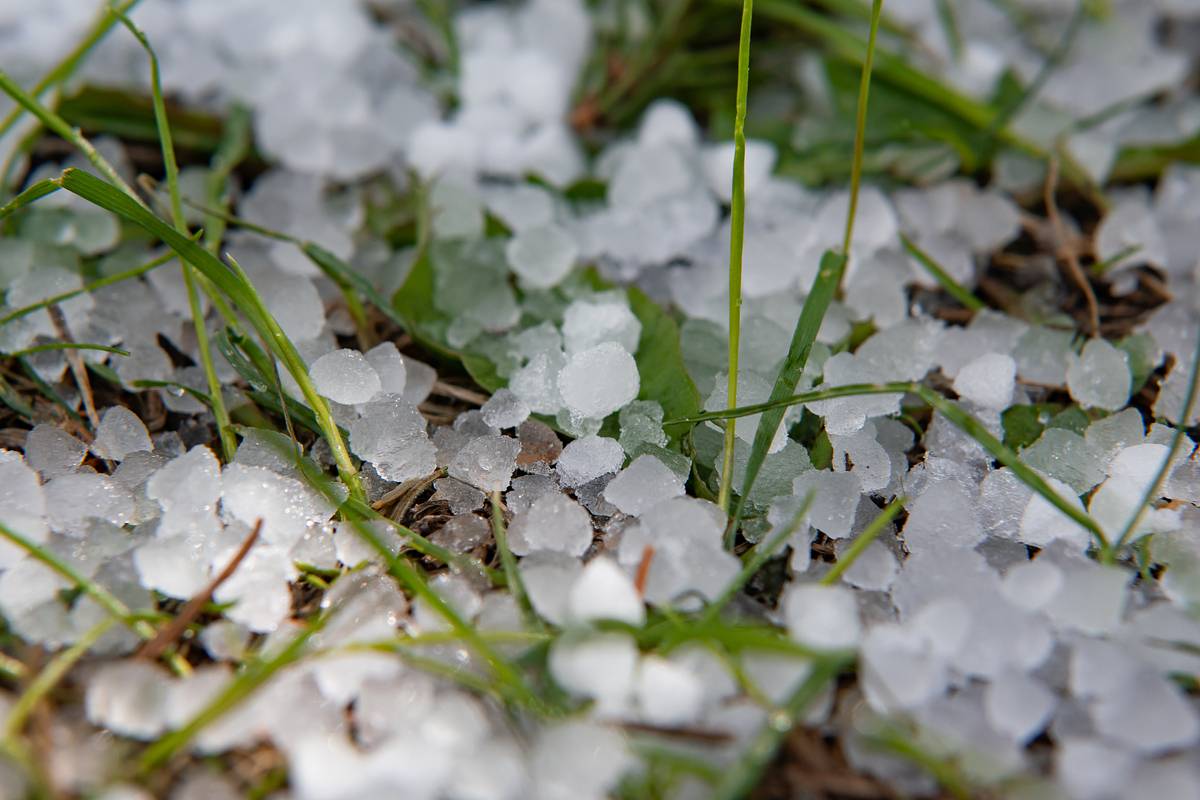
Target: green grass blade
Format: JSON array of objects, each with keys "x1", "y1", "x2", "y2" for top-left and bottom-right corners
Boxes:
[
  {"x1": 1107, "y1": 332, "x2": 1200, "y2": 559},
  {"x1": 5, "y1": 342, "x2": 129, "y2": 359},
  {"x1": 0, "y1": 246, "x2": 181, "y2": 327},
  {"x1": 820, "y1": 496, "x2": 904, "y2": 585},
  {"x1": 3, "y1": 617, "x2": 116, "y2": 741},
  {"x1": 489, "y1": 492, "x2": 539, "y2": 629},
  {"x1": 302, "y1": 243, "x2": 405, "y2": 329},
  {"x1": 56, "y1": 168, "x2": 364, "y2": 500},
  {"x1": 717, "y1": 0, "x2": 756, "y2": 514},
  {"x1": 842, "y1": 0, "x2": 883, "y2": 254},
  {"x1": 0, "y1": 178, "x2": 59, "y2": 219},
  {"x1": 137, "y1": 613, "x2": 329, "y2": 773},
  {"x1": 727, "y1": 250, "x2": 846, "y2": 546},
  {"x1": 913, "y1": 385, "x2": 1109, "y2": 549},
  {"x1": 900, "y1": 233, "x2": 986, "y2": 311},
  {"x1": 112, "y1": 6, "x2": 237, "y2": 463},
  {"x1": 671, "y1": 380, "x2": 1109, "y2": 549},
  {"x1": 204, "y1": 105, "x2": 252, "y2": 255},
  {"x1": 0, "y1": 520, "x2": 155, "y2": 640},
  {"x1": 703, "y1": 490, "x2": 815, "y2": 626},
  {"x1": 0, "y1": 71, "x2": 143, "y2": 204}
]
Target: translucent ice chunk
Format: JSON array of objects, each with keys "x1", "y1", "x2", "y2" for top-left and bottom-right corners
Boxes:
[
  {"x1": 91, "y1": 407, "x2": 152, "y2": 461},
  {"x1": 309, "y1": 349, "x2": 382, "y2": 405}
]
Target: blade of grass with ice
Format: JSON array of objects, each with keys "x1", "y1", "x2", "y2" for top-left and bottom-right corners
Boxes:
[
  {"x1": 717, "y1": 0, "x2": 756, "y2": 514},
  {"x1": 900, "y1": 232, "x2": 985, "y2": 311},
  {"x1": 725, "y1": 0, "x2": 881, "y2": 544},
  {"x1": 113, "y1": 7, "x2": 238, "y2": 463},
  {"x1": 55, "y1": 167, "x2": 365, "y2": 500},
  {"x1": 671, "y1": 380, "x2": 1110, "y2": 549},
  {"x1": 820, "y1": 496, "x2": 904, "y2": 585},
  {"x1": 0, "y1": 70, "x2": 142, "y2": 203},
  {"x1": 3, "y1": 617, "x2": 116, "y2": 743}
]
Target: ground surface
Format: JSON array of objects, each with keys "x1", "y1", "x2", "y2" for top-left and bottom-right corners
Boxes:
[{"x1": 0, "y1": 1, "x2": 1199, "y2": 799}]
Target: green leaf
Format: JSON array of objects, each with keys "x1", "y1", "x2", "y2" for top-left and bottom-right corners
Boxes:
[
  {"x1": 1116, "y1": 332, "x2": 1160, "y2": 393},
  {"x1": 1001, "y1": 404, "x2": 1051, "y2": 450},
  {"x1": 627, "y1": 286, "x2": 701, "y2": 443},
  {"x1": 729, "y1": 250, "x2": 846, "y2": 534},
  {"x1": 302, "y1": 242, "x2": 407, "y2": 330},
  {"x1": 391, "y1": 244, "x2": 460, "y2": 361}
]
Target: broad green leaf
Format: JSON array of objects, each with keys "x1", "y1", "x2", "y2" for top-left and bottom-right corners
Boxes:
[{"x1": 628, "y1": 286, "x2": 701, "y2": 442}]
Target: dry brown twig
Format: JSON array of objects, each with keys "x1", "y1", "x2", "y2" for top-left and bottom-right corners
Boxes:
[
  {"x1": 1043, "y1": 156, "x2": 1101, "y2": 337},
  {"x1": 137, "y1": 519, "x2": 262, "y2": 662}
]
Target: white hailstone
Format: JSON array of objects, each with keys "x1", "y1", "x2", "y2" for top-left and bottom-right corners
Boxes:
[
  {"x1": 309, "y1": 349, "x2": 381, "y2": 405},
  {"x1": 984, "y1": 671, "x2": 1057, "y2": 744},
  {"x1": 1066, "y1": 339, "x2": 1131, "y2": 411},
  {"x1": 560, "y1": 297, "x2": 642, "y2": 356},
  {"x1": 953, "y1": 353, "x2": 1016, "y2": 409},
  {"x1": 505, "y1": 223, "x2": 578, "y2": 288},
  {"x1": 480, "y1": 388, "x2": 531, "y2": 429},
  {"x1": 200, "y1": 620, "x2": 251, "y2": 662},
  {"x1": 1018, "y1": 477, "x2": 1092, "y2": 551},
  {"x1": 400, "y1": 355, "x2": 437, "y2": 405},
  {"x1": 617, "y1": 496, "x2": 738, "y2": 608},
  {"x1": 602, "y1": 455, "x2": 684, "y2": 516},
  {"x1": 530, "y1": 720, "x2": 631, "y2": 800},
  {"x1": 256, "y1": 269, "x2": 325, "y2": 342},
  {"x1": 350, "y1": 396, "x2": 437, "y2": 484},
  {"x1": 783, "y1": 584, "x2": 862, "y2": 651},
  {"x1": 557, "y1": 343, "x2": 640, "y2": 421},
  {"x1": 1044, "y1": 562, "x2": 1129, "y2": 635},
  {"x1": 837, "y1": 539, "x2": 898, "y2": 592},
  {"x1": 567, "y1": 557, "x2": 645, "y2": 626},
  {"x1": 807, "y1": 352, "x2": 903, "y2": 436},
  {"x1": 1056, "y1": 738, "x2": 1136, "y2": 800},
  {"x1": 0, "y1": 454, "x2": 47, "y2": 556},
  {"x1": 430, "y1": 174, "x2": 485, "y2": 240},
  {"x1": 1085, "y1": 407, "x2": 1146, "y2": 464},
  {"x1": 859, "y1": 622, "x2": 949, "y2": 714},
  {"x1": 901, "y1": 479, "x2": 984, "y2": 553},
  {"x1": 146, "y1": 445, "x2": 221, "y2": 516},
  {"x1": 701, "y1": 139, "x2": 778, "y2": 202},
  {"x1": 1092, "y1": 672, "x2": 1200, "y2": 754},
  {"x1": 555, "y1": 435, "x2": 625, "y2": 488},
  {"x1": 791, "y1": 470, "x2": 862, "y2": 539},
  {"x1": 509, "y1": 492, "x2": 593, "y2": 557},
  {"x1": 1022, "y1": 429, "x2": 1107, "y2": 494},
  {"x1": 520, "y1": 552, "x2": 582, "y2": 626},
  {"x1": 1000, "y1": 560, "x2": 1064, "y2": 613},
  {"x1": 23, "y1": 424, "x2": 86, "y2": 478},
  {"x1": 365, "y1": 341, "x2": 407, "y2": 396},
  {"x1": 91, "y1": 406, "x2": 152, "y2": 461},
  {"x1": 221, "y1": 464, "x2": 333, "y2": 547},
  {"x1": 413, "y1": 572, "x2": 482, "y2": 632},
  {"x1": 1089, "y1": 443, "x2": 1181, "y2": 542},
  {"x1": 44, "y1": 473, "x2": 134, "y2": 532},
  {"x1": 509, "y1": 349, "x2": 566, "y2": 416},
  {"x1": 482, "y1": 183, "x2": 555, "y2": 232},
  {"x1": 635, "y1": 656, "x2": 704, "y2": 727},
  {"x1": 86, "y1": 661, "x2": 173, "y2": 740},
  {"x1": 448, "y1": 434, "x2": 522, "y2": 493},
  {"x1": 637, "y1": 99, "x2": 700, "y2": 147},
  {"x1": 548, "y1": 633, "x2": 638, "y2": 714}
]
